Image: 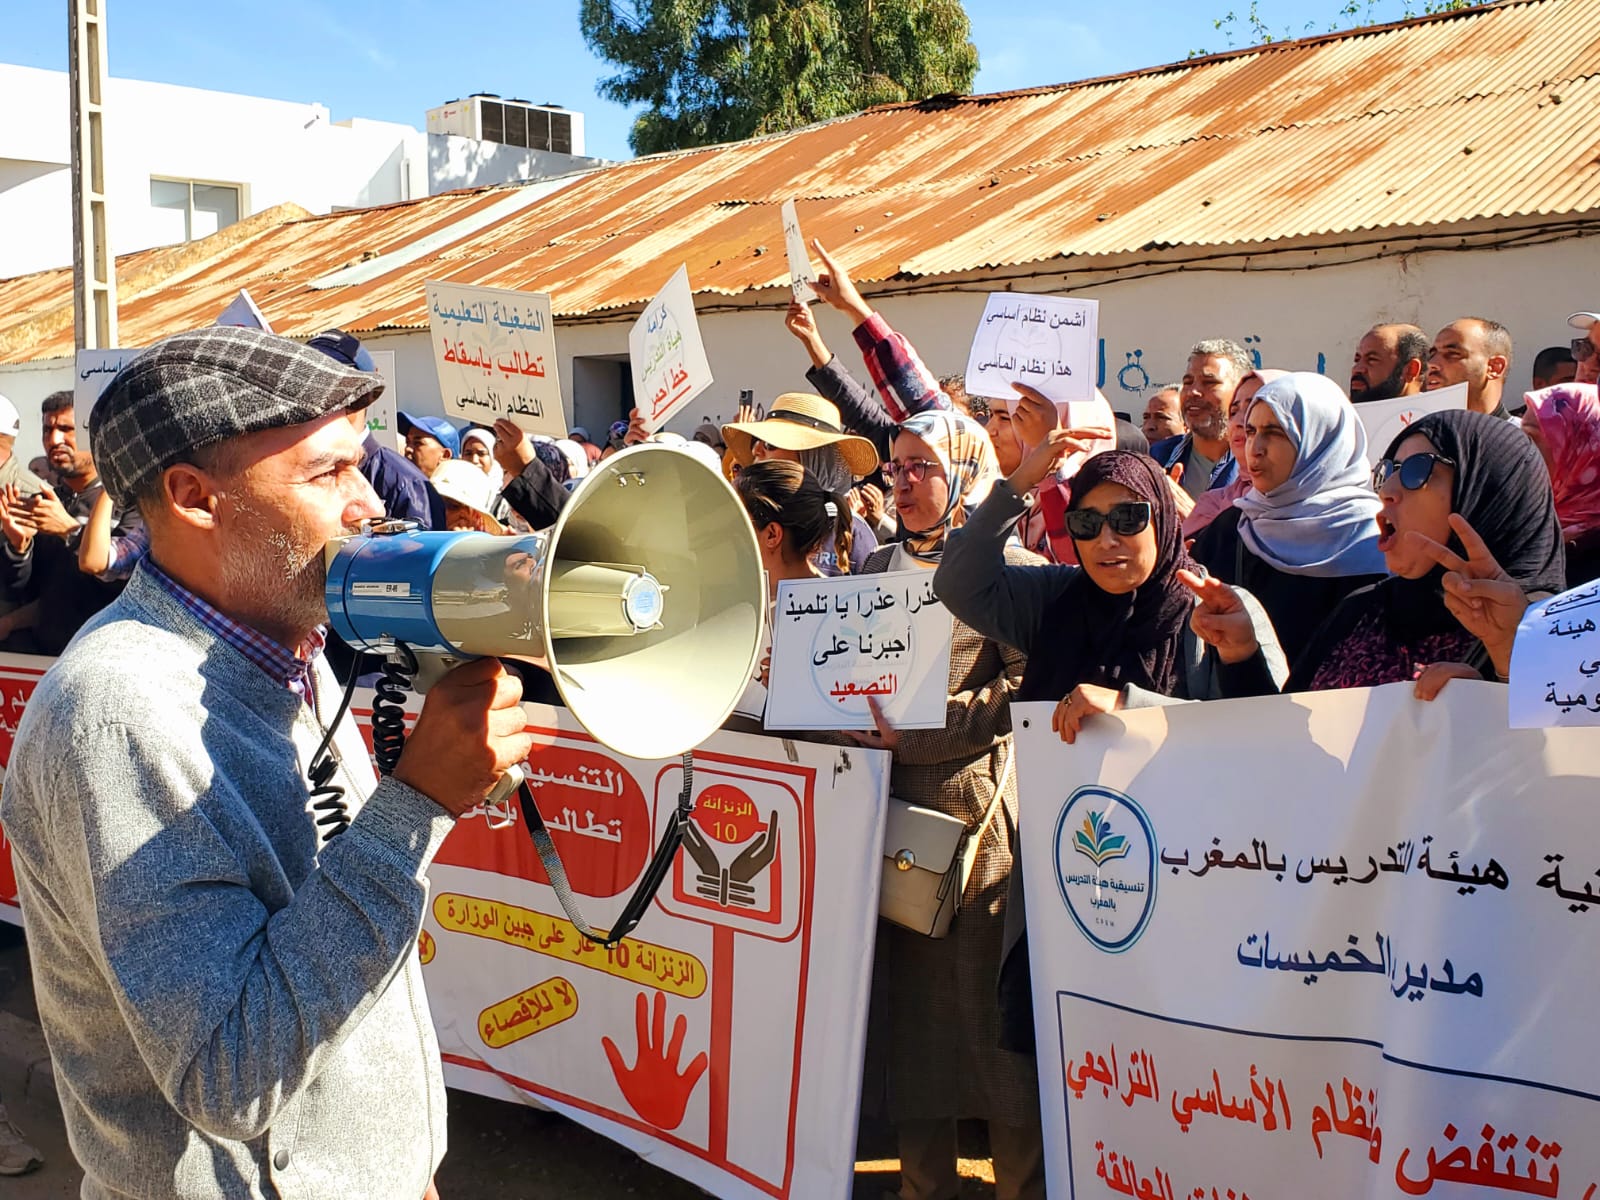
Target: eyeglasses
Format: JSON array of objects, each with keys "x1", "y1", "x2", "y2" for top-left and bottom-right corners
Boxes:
[
  {"x1": 1065, "y1": 501, "x2": 1152, "y2": 541},
  {"x1": 1571, "y1": 337, "x2": 1597, "y2": 363},
  {"x1": 884, "y1": 459, "x2": 942, "y2": 484},
  {"x1": 1371, "y1": 451, "x2": 1455, "y2": 491}
]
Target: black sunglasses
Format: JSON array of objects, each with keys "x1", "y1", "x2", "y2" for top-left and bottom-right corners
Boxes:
[
  {"x1": 1065, "y1": 501, "x2": 1152, "y2": 541},
  {"x1": 1371, "y1": 451, "x2": 1455, "y2": 491},
  {"x1": 1572, "y1": 336, "x2": 1597, "y2": 363}
]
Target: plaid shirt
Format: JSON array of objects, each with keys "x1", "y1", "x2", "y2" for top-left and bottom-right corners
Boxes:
[
  {"x1": 851, "y1": 312, "x2": 947, "y2": 423},
  {"x1": 142, "y1": 559, "x2": 324, "y2": 705}
]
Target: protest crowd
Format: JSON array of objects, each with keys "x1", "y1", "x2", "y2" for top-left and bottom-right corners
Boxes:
[{"x1": 0, "y1": 230, "x2": 1594, "y2": 1200}]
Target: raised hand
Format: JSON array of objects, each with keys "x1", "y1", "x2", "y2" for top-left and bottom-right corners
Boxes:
[
  {"x1": 784, "y1": 300, "x2": 829, "y2": 368},
  {"x1": 1009, "y1": 383, "x2": 1060, "y2": 452},
  {"x1": 602, "y1": 990, "x2": 708, "y2": 1132},
  {"x1": 23, "y1": 488, "x2": 77, "y2": 538},
  {"x1": 1403, "y1": 513, "x2": 1527, "y2": 677},
  {"x1": 810, "y1": 240, "x2": 871, "y2": 324},
  {"x1": 0, "y1": 485, "x2": 33, "y2": 553},
  {"x1": 1177, "y1": 568, "x2": 1260, "y2": 664},
  {"x1": 1007, "y1": 427, "x2": 1098, "y2": 495},
  {"x1": 1051, "y1": 683, "x2": 1122, "y2": 745},
  {"x1": 1166, "y1": 466, "x2": 1196, "y2": 519},
  {"x1": 843, "y1": 694, "x2": 902, "y2": 753},
  {"x1": 492, "y1": 418, "x2": 535, "y2": 473}
]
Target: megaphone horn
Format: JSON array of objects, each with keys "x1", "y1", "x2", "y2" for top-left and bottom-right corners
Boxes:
[{"x1": 325, "y1": 443, "x2": 767, "y2": 760}]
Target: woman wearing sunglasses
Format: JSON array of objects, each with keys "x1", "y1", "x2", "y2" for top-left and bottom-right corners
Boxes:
[
  {"x1": 1194, "y1": 409, "x2": 1565, "y2": 697},
  {"x1": 1188, "y1": 372, "x2": 1387, "y2": 666},
  {"x1": 845, "y1": 410, "x2": 1049, "y2": 1200},
  {"x1": 1521, "y1": 382, "x2": 1600, "y2": 587}
]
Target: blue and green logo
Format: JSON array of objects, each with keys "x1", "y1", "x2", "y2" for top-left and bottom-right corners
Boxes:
[
  {"x1": 1072, "y1": 811, "x2": 1131, "y2": 868},
  {"x1": 1053, "y1": 786, "x2": 1158, "y2": 953}
]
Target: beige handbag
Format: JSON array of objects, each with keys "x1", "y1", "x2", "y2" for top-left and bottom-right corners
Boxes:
[{"x1": 878, "y1": 749, "x2": 1013, "y2": 938}]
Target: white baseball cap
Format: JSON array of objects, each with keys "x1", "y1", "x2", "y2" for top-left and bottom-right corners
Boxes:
[
  {"x1": 1567, "y1": 311, "x2": 1600, "y2": 331},
  {"x1": 0, "y1": 393, "x2": 20, "y2": 438}
]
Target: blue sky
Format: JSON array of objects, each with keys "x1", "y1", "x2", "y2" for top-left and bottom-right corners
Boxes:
[{"x1": 8, "y1": 1, "x2": 1434, "y2": 161}]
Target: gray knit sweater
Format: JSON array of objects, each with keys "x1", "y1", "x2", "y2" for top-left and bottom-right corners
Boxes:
[{"x1": 1, "y1": 565, "x2": 453, "y2": 1199}]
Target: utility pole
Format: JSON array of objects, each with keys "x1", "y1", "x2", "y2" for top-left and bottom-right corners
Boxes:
[{"x1": 70, "y1": 0, "x2": 117, "y2": 349}]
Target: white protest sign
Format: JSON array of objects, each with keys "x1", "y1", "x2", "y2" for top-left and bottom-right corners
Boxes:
[
  {"x1": 214, "y1": 288, "x2": 273, "y2": 331},
  {"x1": 630, "y1": 265, "x2": 714, "y2": 434},
  {"x1": 1013, "y1": 682, "x2": 1600, "y2": 1200},
  {"x1": 426, "y1": 281, "x2": 566, "y2": 438},
  {"x1": 764, "y1": 569, "x2": 953, "y2": 731},
  {"x1": 1354, "y1": 381, "x2": 1468, "y2": 463},
  {"x1": 780, "y1": 201, "x2": 817, "y2": 304},
  {"x1": 364, "y1": 349, "x2": 400, "y2": 451},
  {"x1": 964, "y1": 293, "x2": 1098, "y2": 404},
  {"x1": 73, "y1": 348, "x2": 143, "y2": 457},
  {"x1": 1509, "y1": 580, "x2": 1600, "y2": 727},
  {"x1": 383, "y1": 697, "x2": 889, "y2": 1200}
]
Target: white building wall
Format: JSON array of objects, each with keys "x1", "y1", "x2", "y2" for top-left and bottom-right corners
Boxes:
[
  {"x1": 0, "y1": 65, "x2": 428, "y2": 278},
  {"x1": 2, "y1": 233, "x2": 1591, "y2": 467}
]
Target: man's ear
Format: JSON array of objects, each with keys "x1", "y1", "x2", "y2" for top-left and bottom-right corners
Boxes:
[
  {"x1": 1486, "y1": 354, "x2": 1510, "y2": 382},
  {"x1": 1403, "y1": 358, "x2": 1424, "y2": 386},
  {"x1": 160, "y1": 463, "x2": 223, "y2": 531}
]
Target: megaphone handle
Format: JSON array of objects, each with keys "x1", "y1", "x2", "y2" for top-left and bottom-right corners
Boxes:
[{"x1": 519, "y1": 751, "x2": 696, "y2": 948}]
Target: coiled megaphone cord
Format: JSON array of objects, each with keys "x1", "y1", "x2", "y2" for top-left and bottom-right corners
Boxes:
[
  {"x1": 306, "y1": 657, "x2": 366, "y2": 840},
  {"x1": 372, "y1": 644, "x2": 418, "y2": 776},
  {"x1": 519, "y1": 751, "x2": 695, "y2": 948}
]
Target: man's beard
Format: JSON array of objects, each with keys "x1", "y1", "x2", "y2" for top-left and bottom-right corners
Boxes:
[
  {"x1": 1355, "y1": 361, "x2": 1409, "y2": 403},
  {"x1": 219, "y1": 496, "x2": 329, "y2": 642}
]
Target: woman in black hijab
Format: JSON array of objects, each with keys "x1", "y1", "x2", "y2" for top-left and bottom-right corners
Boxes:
[
  {"x1": 935, "y1": 435, "x2": 1287, "y2": 1049},
  {"x1": 1198, "y1": 408, "x2": 1565, "y2": 695}
]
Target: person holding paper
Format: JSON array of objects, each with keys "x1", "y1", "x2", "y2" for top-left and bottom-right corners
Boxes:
[
  {"x1": 1521, "y1": 382, "x2": 1600, "y2": 584},
  {"x1": 844, "y1": 411, "x2": 1047, "y2": 1200},
  {"x1": 1151, "y1": 339, "x2": 1251, "y2": 498},
  {"x1": 1188, "y1": 373, "x2": 1388, "y2": 664},
  {"x1": 1195, "y1": 409, "x2": 1564, "y2": 696}
]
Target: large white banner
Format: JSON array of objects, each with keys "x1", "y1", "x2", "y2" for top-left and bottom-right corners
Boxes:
[{"x1": 1013, "y1": 683, "x2": 1600, "y2": 1200}]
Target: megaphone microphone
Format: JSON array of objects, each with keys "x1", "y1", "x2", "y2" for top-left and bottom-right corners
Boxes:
[{"x1": 321, "y1": 444, "x2": 766, "y2": 944}]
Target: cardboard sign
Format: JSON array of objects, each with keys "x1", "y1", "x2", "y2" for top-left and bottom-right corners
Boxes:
[
  {"x1": 365, "y1": 349, "x2": 400, "y2": 451},
  {"x1": 965, "y1": 293, "x2": 1099, "y2": 404},
  {"x1": 1014, "y1": 683, "x2": 1600, "y2": 1199},
  {"x1": 215, "y1": 288, "x2": 273, "y2": 331},
  {"x1": 427, "y1": 281, "x2": 566, "y2": 438},
  {"x1": 73, "y1": 348, "x2": 144, "y2": 457},
  {"x1": 629, "y1": 266, "x2": 714, "y2": 434},
  {"x1": 764, "y1": 569, "x2": 954, "y2": 731},
  {"x1": 1353, "y1": 381, "x2": 1469, "y2": 462},
  {"x1": 780, "y1": 201, "x2": 817, "y2": 304}
]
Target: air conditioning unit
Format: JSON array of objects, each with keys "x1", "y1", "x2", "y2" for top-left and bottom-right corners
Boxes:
[{"x1": 425, "y1": 96, "x2": 582, "y2": 156}]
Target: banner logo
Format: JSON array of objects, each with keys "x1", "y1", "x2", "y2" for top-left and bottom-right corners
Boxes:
[{"x1": 1053, "y1": 785, "x2": 1157, "y2": 952}]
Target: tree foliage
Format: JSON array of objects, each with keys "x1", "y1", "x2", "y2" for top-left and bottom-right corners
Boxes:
[
  {"x1": 580, "y1": 0, "x2": 979, "y2": 155},
  {"x1": 1191, "y1": 0, "x2": 1490, "y2": 57}
]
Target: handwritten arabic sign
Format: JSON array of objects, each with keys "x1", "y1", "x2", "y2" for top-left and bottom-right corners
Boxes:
[
  {"x1": 1353, "y1": 381, "x2": 1469, "y2": 464},
  {"x1": 74, "y1": 348, "x2": 143, "y2": 455},
  {"x1": 780, "y1": 201, "x2": 817, "y2": 304},
  {"x1": 764, "y1": 569, "x2": 953, "y2": 732},
  {"x1": 964, "y1": 293, "x2": 1098, "y2": 405},
  {"x1": 629, "y1": 265, "x2": 713, "y2": 434},
  {"x1": 1015, "y1": 682, "x2": 1600, "y2": 1200},
  {"x1": 426, "y1": 281, "x2": 566, "y2": 438},
  {"x1": 365, "y1": 349, "x2": 400, "y2": 450},
  {"x1": 354, "y1": 693, "x2": 889, "y2": 1200},
  {"x1": 1509, "y1": 580, "x2": 1600, "y2": 727}
]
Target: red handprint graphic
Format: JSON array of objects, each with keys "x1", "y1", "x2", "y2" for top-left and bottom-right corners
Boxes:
[{"x1": 602, "y1": 990, "x2": 709, "y2": 1131}]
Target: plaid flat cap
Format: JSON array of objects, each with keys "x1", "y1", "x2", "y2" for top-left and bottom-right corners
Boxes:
[{"x1": 89, "y1": 326, "x2": 384, "y2": 504}]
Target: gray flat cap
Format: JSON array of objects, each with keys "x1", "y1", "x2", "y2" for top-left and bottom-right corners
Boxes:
[{"x1": 88, "y1": 326, "x2": 384, "y2": 504}]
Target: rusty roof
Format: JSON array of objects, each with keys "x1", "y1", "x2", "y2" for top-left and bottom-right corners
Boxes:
[{"x1": 4, "y1": 0, "x2": 1599, "y2": 364}]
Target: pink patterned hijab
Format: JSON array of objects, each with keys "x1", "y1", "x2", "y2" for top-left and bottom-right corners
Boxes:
[{"x1": 1526, "y1": 383, "x2": 1600, "y2": 538}]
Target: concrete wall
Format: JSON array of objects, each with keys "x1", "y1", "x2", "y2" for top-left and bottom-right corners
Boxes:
[
  {"x1": 0, "y1": 65, "x2": 429, "y2": 278},
  {"x1": 3, "y1": 231, "x2": 1592, "y2": 466}
]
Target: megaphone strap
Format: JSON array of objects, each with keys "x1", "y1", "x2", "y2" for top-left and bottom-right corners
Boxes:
[{"x1": 519, "y1": 753, "x2": 695, "y2": 948}]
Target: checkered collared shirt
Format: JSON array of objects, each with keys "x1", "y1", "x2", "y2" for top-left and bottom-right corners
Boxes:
[{"x1": 142, "y1": 560, "x2": 325, "y2": 705}]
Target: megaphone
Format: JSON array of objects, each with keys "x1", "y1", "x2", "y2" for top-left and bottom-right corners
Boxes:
[{"x1": 323, "y1": 443, "x2": 766, "y2": 760}]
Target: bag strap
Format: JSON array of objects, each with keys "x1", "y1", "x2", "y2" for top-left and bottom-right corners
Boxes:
[{"x1": 972, "y1": 744, "x2": 1013, "y2": 842}]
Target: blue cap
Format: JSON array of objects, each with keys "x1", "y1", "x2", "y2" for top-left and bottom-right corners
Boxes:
[
  {"x1": 306, "y1": 329, "x2": 376, "y2": 373},
  {"x1": 397, "y1": 411, "x2": 461, "y2": 457}
]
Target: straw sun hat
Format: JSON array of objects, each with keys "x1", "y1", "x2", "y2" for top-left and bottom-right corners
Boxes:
[{"x1": 720, "y1": 393, "x2": 879, "y2": 479}]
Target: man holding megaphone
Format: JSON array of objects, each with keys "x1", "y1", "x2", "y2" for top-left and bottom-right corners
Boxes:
[{"x1": 0, "y1": 327, "x2": 535, "y2": 1200}]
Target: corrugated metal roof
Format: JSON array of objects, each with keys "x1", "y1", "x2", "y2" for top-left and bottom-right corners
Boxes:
[{"x1": 4, "y1": 0, "x2": 1598, "y2": 364}]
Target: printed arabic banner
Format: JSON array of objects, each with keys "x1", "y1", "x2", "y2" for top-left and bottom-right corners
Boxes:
[
  {"x1": 1352, "y1": 381, "x2": 1469, "y2": 466},
  {"x1": 1013, "y1": 682, "x2": 1600, "y2": 1200},
  {"x1": 964, "y1": 292, "x2": 1098, "y2": 405},
  {"x1": 0, "y1": 654, "x2": 44, "y2": 924},
  {"x1": 765, "y1": 569, "x2": 953, "y2": 731},
  {"x1": 426, "y1": 280, "x2": 566, "y2": 438},
  {"x1": 354, "y1": 694, "x2": 888, "y2": 1200}
]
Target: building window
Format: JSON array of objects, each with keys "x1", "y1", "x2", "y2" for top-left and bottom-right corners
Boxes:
[{"x1": 150, "y1": 178, "x2": 242, "y2": 242}]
